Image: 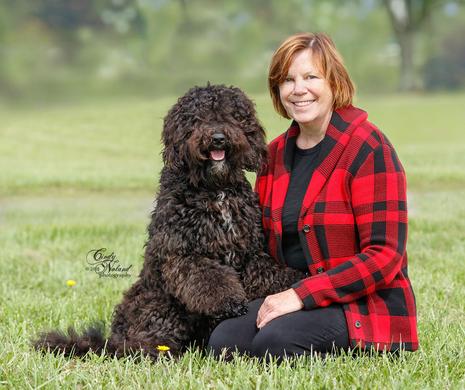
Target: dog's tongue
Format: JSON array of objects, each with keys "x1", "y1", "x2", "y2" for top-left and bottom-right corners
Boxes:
[{"x1": 210, "y1": 150, "x2": 225, "y2": 161}]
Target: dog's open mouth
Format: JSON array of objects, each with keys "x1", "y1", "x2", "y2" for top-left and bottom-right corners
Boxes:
[{"x1": 209, "y1": 149, "x2": 225, "y2": 161}]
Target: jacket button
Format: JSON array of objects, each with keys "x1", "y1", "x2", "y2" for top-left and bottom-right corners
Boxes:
[
  {"x1": 316, "y1": 266, "x2": 324, "y2": 274},
  {"x1": 355, "y1": 320, "x2": 362, "y2": 329},
  {"x1": 302, "y1": 224, "x2": 311, "y2": 233}
]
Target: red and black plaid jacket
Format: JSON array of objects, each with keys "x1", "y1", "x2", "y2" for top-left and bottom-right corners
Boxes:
[{"x1": 255, "y1": 105, "x2": 418, "y2": 351}]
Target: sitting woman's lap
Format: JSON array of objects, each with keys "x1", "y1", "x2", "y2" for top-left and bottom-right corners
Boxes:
[{"x1": 207, "y1": 298, "x2": 349, "y2": 361}]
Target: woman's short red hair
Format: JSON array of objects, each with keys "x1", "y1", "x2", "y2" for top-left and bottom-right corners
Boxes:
[{"x1": 268, "y1": 32, "x2": 355, "y2": 119}]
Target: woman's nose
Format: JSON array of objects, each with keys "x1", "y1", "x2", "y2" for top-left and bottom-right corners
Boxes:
[{"x1": 293, "y1": 79, "x2": 307, "y2": 94}]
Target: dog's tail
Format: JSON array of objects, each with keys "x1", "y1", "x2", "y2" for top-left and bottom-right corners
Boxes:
[{"x1": 32, "y1": 323, "x2": 110, "y2": 358}]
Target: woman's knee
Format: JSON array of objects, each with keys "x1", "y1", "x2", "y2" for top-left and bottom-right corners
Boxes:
[
  {"x1": 251, "y1": 325, "x2": 297, "y2": 359},
  {"x1": 207, "y1": 320, "x2": 236, "y2": 356}
]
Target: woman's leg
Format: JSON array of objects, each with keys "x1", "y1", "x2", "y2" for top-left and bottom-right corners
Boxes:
[
  {"x1": 207, "y1": 298, "x2": 263, "y2": 359},
  {"x1": 251, "y1": 304, "x2": 349, "y2": 362}
]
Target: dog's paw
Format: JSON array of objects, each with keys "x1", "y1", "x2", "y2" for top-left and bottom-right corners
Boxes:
[
  {"x1": 230, "y1": 302, "x2": 248, "y2": 317},
  {"x1": 211, "y1": 300, "x2": 248, "y2": 321}
]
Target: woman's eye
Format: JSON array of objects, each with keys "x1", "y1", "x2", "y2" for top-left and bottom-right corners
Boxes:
[
  {"x1": 306, "y1": 75, "x2": 317, "y2": 80},
  {"x1": 284, "y1": 77, "x2": 293, "y2": 82}
]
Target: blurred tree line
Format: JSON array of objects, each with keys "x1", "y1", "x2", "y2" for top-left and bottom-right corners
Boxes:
[{"x1": 0, "y1": 0, "x2": 464, "y2": 101}]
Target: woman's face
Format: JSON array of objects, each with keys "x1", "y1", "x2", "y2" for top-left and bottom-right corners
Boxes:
[{"x1": 279, "y1": 48, "x2": 334, "y2": 132}]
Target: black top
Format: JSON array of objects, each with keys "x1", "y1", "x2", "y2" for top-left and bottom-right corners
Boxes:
[{"x1": 282, "y1": 141, "x2": 321, "y2": 272}]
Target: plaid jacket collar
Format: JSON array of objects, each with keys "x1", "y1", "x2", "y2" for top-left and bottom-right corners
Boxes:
[{"x1": 271, "y1": 105, "x2": 368, "y2": 226}]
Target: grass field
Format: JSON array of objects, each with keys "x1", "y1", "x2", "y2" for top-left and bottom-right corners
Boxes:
[{"x1": 0, "y1": 92, "x2": 464, "y2": 389}]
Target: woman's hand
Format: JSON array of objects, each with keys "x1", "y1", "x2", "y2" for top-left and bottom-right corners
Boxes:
[{"x1": 256, "y1": 288, "x2": 304, "y2": 328}]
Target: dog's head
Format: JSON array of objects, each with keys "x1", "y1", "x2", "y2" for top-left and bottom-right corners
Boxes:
[{"x1": 162, "y1": 84, "x2": 267, "y2": 187}]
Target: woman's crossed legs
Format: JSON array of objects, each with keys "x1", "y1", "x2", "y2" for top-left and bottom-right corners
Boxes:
[{"x1": 208, "y1": 298, "x2": 349, "y2": 362}]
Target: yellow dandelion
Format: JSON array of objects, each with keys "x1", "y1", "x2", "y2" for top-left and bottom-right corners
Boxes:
[
  {"x1": 156, "y1": 345, "x2": 170, "y2": 352},
  {"x1": 66, "y1": 279, "x2": 76, "y2": 287}
]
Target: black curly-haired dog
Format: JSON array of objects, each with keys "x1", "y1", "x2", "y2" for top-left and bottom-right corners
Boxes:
[{"x1": 33, "y1": 84, "x2": 305, "y2": 360}]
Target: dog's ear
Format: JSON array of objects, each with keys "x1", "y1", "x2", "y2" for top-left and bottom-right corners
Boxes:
[
  {"x1": 229, "y1": 88, "x2": 268, "y2": 172},
  {"x1": 162, "y1": 97, "x2": 192, "y2": 170},
  {"x1": 162, "y1": 119, "x2": 181, "y2": 170},
  {"x1": 243, "y1": 119, "x2": 268, "y2": 172},
  {"x1": 162, "y1": 87, "x2": 204, "y2": 170}
]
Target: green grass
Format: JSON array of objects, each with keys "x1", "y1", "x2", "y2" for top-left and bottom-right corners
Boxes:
[{"x1": 1, "y1": 92, "x2": 464, "y2": 389}]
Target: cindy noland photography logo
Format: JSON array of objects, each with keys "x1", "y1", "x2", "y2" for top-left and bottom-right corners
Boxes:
[{"x1": 86, "y1": 248, "x2": 133, "y2": 278}]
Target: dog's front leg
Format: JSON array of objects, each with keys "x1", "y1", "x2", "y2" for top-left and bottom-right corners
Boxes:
[
  {"x1": 242, "y1": 251, "x2": 306, "y2": 300},
  {"x1": 161, "y1": 256, "x2": 248, "y2": 319}
]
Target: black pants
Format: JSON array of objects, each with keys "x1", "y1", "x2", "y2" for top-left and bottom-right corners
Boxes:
[{"x1": 208, "y1": 298, "x2": 349, "y2": 361}]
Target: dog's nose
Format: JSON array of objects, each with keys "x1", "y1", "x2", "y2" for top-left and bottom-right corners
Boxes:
[{"x1": 212, "y1": 133, "x2": 225, "y2": 148}]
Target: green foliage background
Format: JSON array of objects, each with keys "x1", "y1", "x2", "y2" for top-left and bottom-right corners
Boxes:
[{"x1": 1, "y1": 0, "x2": 465, "y2": 103}]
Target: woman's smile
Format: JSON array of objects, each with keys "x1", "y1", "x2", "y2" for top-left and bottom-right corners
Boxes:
[{"x1": 292, "y1": 99, "x2": 315, "y2": 107}]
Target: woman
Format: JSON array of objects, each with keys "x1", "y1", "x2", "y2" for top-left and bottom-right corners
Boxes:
[{"x1": 208, "y1": 32, "x2": 418, "y2": 360}]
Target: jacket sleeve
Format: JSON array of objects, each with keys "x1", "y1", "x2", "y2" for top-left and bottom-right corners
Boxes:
[{"x1": 292, "y1": 144, "x2": 408, "y2": 310}]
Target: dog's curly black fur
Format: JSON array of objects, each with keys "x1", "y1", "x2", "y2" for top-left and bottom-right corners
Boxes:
[{"x1": 33, "y1": 84, "x2": 305, "y2": 360}]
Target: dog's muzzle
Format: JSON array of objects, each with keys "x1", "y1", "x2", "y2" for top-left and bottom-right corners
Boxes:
[
  {"x1": 209, "y1": 133, "x2": 226, "y2": 161},
  {"x1": 212, "y1": 133, "x2": 225, "y2": 148}
]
